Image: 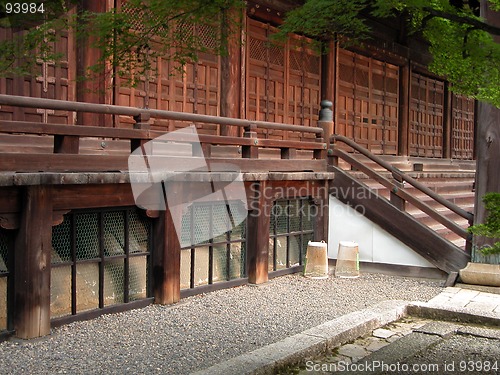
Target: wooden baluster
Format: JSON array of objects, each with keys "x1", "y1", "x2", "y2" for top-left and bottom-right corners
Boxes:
[{"x1": 131, "y1": 112, "x2": 150, "y2": 153}]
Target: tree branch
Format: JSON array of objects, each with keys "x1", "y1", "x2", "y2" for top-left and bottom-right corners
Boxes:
[{"x1": 423, "y1": 7, "x2": 500, "y2": 36}]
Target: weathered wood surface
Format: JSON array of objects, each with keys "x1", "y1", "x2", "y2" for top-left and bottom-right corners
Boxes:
[
  {"x1": 152, "y1": 185, "x2": 181, "y2": 304},
  {"x1": 14, "y1": 186, "x2": 52, "y2": 338},
  {"x1": 247, "y1": 181, "x2": 271, "y2": 284}
]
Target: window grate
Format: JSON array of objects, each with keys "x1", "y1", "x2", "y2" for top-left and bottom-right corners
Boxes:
[
  {"x1": 269, "y1": 198, "x2": 314, "y2": 272},
  {"x1": 50, "y1": 208, "x2": 151, "y2": 319},
  {"x1": 0, "y1": 229, "x2": 11, "y2": 331},
  {"x1": 180, "y1": 201, "x2": 247, "y2": 289}
]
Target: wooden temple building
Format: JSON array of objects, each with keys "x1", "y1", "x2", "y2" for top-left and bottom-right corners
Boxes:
[{"x1": 0, "y1": 0, "x2": 476, "y2": 339}]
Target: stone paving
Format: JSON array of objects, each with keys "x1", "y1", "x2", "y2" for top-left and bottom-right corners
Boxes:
[
  {"x1": 426, "y1": 286, "x2": 500, "y2": 314},
  {"x1": 296, "y1": 317, "x2": 433, "y2": 374},
  {"x1": 296, "y1": 286, "x2": 500, "y2": 375}
]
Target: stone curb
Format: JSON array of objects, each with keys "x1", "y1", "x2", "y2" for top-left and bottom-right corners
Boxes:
[
  {"x1": 407, "y1": 301, "x2": 500, "y2": 326},
  {"x1": 191, "y1": 300, "x2": 410, "y2": 375}
]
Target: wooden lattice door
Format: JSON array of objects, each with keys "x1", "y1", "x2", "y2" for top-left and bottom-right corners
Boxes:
[
  {"x1": 0, "y1": 26, "x2": 75, "y2": 123},
  {"x1": 336, "y1": 49, "x2": 399, "y2": 155},
  {"x1": 451, "y1": 94, "x2": 475, "y2": 160},
  {"x1": 409, "y1": 73, "x2": 444, "y2": 157},
  {"x1": 246, "y1": 18, "x2": 320, "y2": 140}
]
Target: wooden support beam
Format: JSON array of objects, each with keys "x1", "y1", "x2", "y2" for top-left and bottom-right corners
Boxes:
[
  {"x1": 398, "y1": 64, "x2": 410, "y2": 156},
  {"x1": 152, "y1": 183, "x2": 181, "y2": 304},
  {"x1": 313, "y1": 181, "x2": 329, "y2": 242},
  {"x1": 242, "y1": 124, "x2": 258, "y2": 159},
  {"x1": 14, "y1": 186, "x2": 53, "y2": 338},
  {"x1": 220, "y1": 8, "x2": 242, "y2": 137},
  {"x1": 246, "y1": 181, "x2": 271, "y2": 284},
  {"x1": 76, "y1": 0, "x2": 107, "y2": 126},
  {"x1": 443, "y1": 83, "x2": 452, "y2": 159},
  {"x1": 131, "y1": 112, "x2": 151, "y2": 153}
]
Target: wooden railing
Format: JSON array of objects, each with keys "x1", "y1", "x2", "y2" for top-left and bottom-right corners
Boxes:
[
  {"x1": 329, "y1": 135, "x2": 473, "y2": 250},
  {"x1": 0, "y1": 95, "x2": 327, "y2": 173}
]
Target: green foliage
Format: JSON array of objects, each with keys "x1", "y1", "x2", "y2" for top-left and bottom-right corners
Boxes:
[{"x1": 468, "y1": 193, "x2": 500, "y2": 255}]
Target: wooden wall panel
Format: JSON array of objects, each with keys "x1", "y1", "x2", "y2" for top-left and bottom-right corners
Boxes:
[
  {"x1": 245, "y1": 18, "x2": 320, "y2": 141},
  {"x1": 114, "y1": 6, "x2": 221, "y2": 134},
  {"x1": 336, "y1": 49, "x2": 399, "y2": 155},
  {"x1": 0, "y1": 26, "x2": 75, "y2": 124},
  {"x1": 451, "y1": 94, "x2": 475, "y2": 160},
  {"x1": 409, "y1": 73, "x2": 444, "y2": 157}
]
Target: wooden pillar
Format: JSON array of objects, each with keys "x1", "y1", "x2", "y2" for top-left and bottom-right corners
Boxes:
[
  {"x1": 321, "y1": 41, "x2": 336, "y2": 109},
  {"x1": 152, "y1": 183, "x2": 181, "y2": 304},
  {"x1": 399, "y1": 64, "x2": 411, "y2": 156},
  {"x1": 247, "y1": 181, "x2": 271, "y2": 284},
  {"x1": 220, "y1": 8, "x2": 242, "y2": 137},
  {"x1": 443, "y1": 83, "x2": 452, "y2": 159},
  {"x1": 398, "y1": 64, "x2": 411, "y2": 156},
  {"x1": 313, "y1": 181, "x2": 329, "y2": 242},
  {"x1": 14, "y1": 186, "x2": 53, "y2": 339},
  {"x1": 76, "y1": 0, "x2": 107, "y2": 126}
]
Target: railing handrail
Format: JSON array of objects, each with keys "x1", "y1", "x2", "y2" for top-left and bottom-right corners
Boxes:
[
  {"x1": 330, "y1": 134, "x2": 474, "y2": 223},
  {"x1": 0, "y1": 94, "x2": 323, "y2": 135}
]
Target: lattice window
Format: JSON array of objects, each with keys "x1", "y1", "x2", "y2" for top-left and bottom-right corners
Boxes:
[
  {"x1": 0, "y1": 229, "x2": 11, "y2": 331},
  {"x1": 50, "y1": 208, "x2": 151, "y2": 318},
  {"x1": 180, "y1": 201, "x2": 247, "y2": 289},
  {"x1": 269, "y1": 199, "x2": 314, "y2": 272},
  {"x1": 452, "y1": 94, "x2": 475, "y2": 160}
]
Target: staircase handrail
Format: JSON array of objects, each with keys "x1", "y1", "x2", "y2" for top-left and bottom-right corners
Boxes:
[{"x1": 330, "y1": 135, "x2": 474, "y2": 224}]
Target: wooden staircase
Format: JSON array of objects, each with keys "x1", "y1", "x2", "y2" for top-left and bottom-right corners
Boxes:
[
  {"x1": 348, "y1": 156, "x2": 475, "y2": 250},
  {"x1": 329, "y1": 136, "x2": 474, "y2": 273}
]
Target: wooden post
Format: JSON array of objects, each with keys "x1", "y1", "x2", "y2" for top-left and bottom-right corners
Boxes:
[
  {"x1": 317, "y1": 100, "x2": 334, "y2": 143},
  {"x1": 247, "y1": 181, "x2": 271, "y2": 284},
  {"x1": 398, "y1": 64, "x2": 410, "y2": 156},
  {"x1": 14, "y1": 186, "x2": 53, "y2": 338},
  {"x1": 220, "y1": 8, "x2": 242, "y2": 137},
  {"x1": 152, "y1": 183, "x2": 181, "y2": 304},
  {"x1": 242, "y1": 124, "x2": 258, "y2": 159},
  {"x1": 443, "y1": 83, "x2": 452, "y2": 159},
  {"x1": 313, "y1": 181, "x2": 329, "y2": 242},
  {"x1": 76, "y1": 0, "x2": 107, "y2": 126},
  {"x1": 131, "y1": 112, "x2": 150, "y2": 153},
  {"x1": 321, "y1": 42, "x2": 335, "y2": 108}
]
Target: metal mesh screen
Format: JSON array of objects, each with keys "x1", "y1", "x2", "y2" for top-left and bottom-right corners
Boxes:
[
  {"x1": 75, "y1": 213, "x2": 99, "y2": 260},
  {"x1": 50, "y1": 266, "x2": 72, "y2": 318},
  {"x1": 104, "y1": 259, "x2": 125, "y2": 306},
  {"x1": 269, "y1": 199, "x2": 314, "y2": 271},
  {"x1": 103, "y1": 211, "x2": 125, "y2": 256},
  {"x1": 129, "y1": 210, "x2": 149, "y2": 253},
  {"x1": 180, "y1": 201, "x2": 247, "y2": 289},
  {"x1": 52, "y1": 218, "x2": 71, "y2": 263},
  {"x1": 50, "y1": 209, "x2": 151, "y2": 318}
]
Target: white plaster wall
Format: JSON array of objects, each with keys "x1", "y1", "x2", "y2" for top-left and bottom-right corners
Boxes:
[{"x1": 328, "y1": 196, "x2": 435, "y2": 268}]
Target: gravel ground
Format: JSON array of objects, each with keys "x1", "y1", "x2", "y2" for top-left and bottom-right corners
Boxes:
[{"x1": 0, "y1": 273, "x2": 443, "y2": 374}]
